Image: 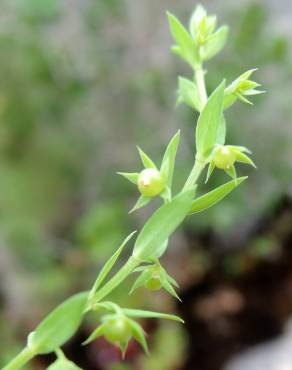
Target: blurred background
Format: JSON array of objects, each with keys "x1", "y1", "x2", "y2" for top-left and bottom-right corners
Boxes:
[{"x1": 0, "y1": 0, "x2": 291, "y2": 369}]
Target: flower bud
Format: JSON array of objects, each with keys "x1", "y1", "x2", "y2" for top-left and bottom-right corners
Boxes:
[
  {"x1": 137, "y1": 168, "x2": 165, "y2": 197},
  {"x1": 103, "y1": 316, "x2": 132, "y2": 344},
  {"x1": 213, "y1": 146, "x2": 236, "y2": 169},
  {"x1": 144, "y1": 272, "x2": 162, "y2": 291}
]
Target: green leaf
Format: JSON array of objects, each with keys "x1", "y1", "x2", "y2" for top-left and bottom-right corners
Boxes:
[
  {"x1": 27, "y1": 292, "x2": 88, "y2": 354},
  {"x1": 177, "y1": 77, "x2": 201, "y2": 111},
  {"x1": 132, "y1": 188, "x2": 195, "y2": 260},
  {"x1": 128, "y1": 319, "x2": 149, "y2": 354},
  {"x1": 200, "y1": 26, "x2": 229, "y2": 60},
  {"x1": 160, "y1": 130, "x2": 180, "y2": 188},
  {"x1": 167, "y1": 12, "x2": 199, "y2": 67},
  {"x1": 189, "y1": 177, "x2": 247, "y2": 215},
  {"x1": 129, "y1": 195, "x2": 151, "y2": 213},
  {"x1": 205, "y1": 161, "x2": 215, "y2": 183},
  {"x1": 189, "y1": 4, "x2": 207, "y2": 38},
  {"x1": 216, "y1": 115, "x2": 227, "y2": 145},
  {"x1": 117, "y1": 172, "x2": 139, "y2": 184},
  {"x1": 82, "y1": 325, "x2": 105, "y2": 345},
  {"x1": 196, "y1": 81, "x2": 225, "y2": 159},
  {"x1": 152, "y1": 239, "x2": 169, "y2": 259},
  {"x1": 137, "y1": 147, "x2": 157, "y2": 169},
  {"x1": 122, "y1": 309, "x2": 184, "y2": 323},
  {"x1": 89, "y1": 231, "x2": 136, "y2": 298}
]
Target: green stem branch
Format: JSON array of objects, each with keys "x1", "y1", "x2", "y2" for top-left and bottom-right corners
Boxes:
[
  {"x1": 3, "y1": 347, "x2": 35, "y2": 370},
  {"x1": 195, "y1": 65, "x2": 208, "y2": 108}
]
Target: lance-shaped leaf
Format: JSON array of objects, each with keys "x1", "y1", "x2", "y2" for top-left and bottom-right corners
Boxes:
[
  {"x1": 189, "y1": 177, "x2": 247, "y2": 215},
  {"x1": 177, "y1": 77, "x2": 201, "y2": 111},
  {"x1": 27, "y1": 292, "x2": 88, "y2": 354},
  {"x1": 137, "y1": 147, "x2": 157, "y2": 169},
  {"x1": 89, "y1": 231, "x2": 136, "y2": 298},
  {"x1": 167, "y1": 12, "x2": 199, "y2": 67},
  {"x1": 160, "y1": 130, "x2": 180, "y2": 188},
  {"x1": 200, "y1": 26, "x2": 229, "y2": 60},
  {"x1": 132, "y1": 187, "x2": 195, "y2": 260},
  {"x1": 196, "y1": 81, "x2": 225, "y2": 160},
  {"x1": 122, "y1": 308, "x2": 184, "y2": 323}
]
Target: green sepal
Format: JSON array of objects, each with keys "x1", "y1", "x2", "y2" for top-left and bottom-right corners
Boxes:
[
  {"x1": 205, "y1": 161, "x2": 215, "y2": 183},
  {"x1": 189, "y1": 176, "x2": 248, "y2": 215},
  {"x1": 137, "y1": 147, "x2": 157, "y2": 169},
  {"x1": 82, "y1": 325, "x2": 105, "y2": 345},
  {"x1": 128, "y1": 319, "x2": 149, "y2": 354},
  {"x1": 130, "y1": 270, "x2": 153, "y2": 294},
  {"x1": 117, "y1": 172, "x2": 139, "y2": 184},
  {"x1": 160, "y1": 271, "x2": 181, "y2": 301},
  {"x1": 160, "y1": 186, "x2": 171, "y2": 203},
  {"x1": 189, "y1": 4, "x2": 207, "y2": 38},
  {"x1": 129, "y1": 195, "x2": 151, "y2": 213},
  {"x1": 235, "y1": 151, "x2": 256, "y2": 168},
  {"x1": 224, "y1": 164, "x2": 237, "y2": 180},
  {"x1": 47, "y1": 355, "x2": 82, "y2": 370}
]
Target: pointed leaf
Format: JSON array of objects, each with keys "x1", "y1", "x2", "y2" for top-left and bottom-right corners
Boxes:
[
  {"x1": 27, "y1": 292, "x2": 88, "y2": 354},
  {"x1": 129, "y1": 195, "x2": 151, "y2": 213},
  {"x1": 177, "y1": 77, "x2": 201, "y2": 111},
  {"x1": 160, "y1": 130, "x2": 180, "y2": 188},
  {"x1": 196, "y1": 81, "x2": 225, "y2": 159},
  {"x1": 137, "y1": 147, "x2": 156, "y2": 169},
  {"x1": 167, "y1": 12, "x2": 199, "y2": 67},
  {"x1": 122, "y1": 309, "x2": 184, "y2": 323},
  {"x1": 205, "y1": 161, "x2": 215, "y2": 183},
  {"x1": 89, "y1": 231, "x2": 136, "y2": 297},
  {"x1": 189, "y1": 177, "x2": 247, "y2": 215},
  {"x1": 117, "y1": 172, "x2": 139, "y2": 184},
  {"x1": 132, "y1": 188, "x2": 195, "y2": 260},
  {"x1": 201, "y1": 26, "x2": 229, "y2": 60}
]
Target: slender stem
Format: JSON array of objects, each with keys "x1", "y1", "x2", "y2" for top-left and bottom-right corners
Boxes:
[
  {"x1": 3, "y1": 347, "x2": 35, "y2": 370},
  {"x1": 194, "y1": 65, "x2": 208, "y2": 108},
  {"x1": 183, "y1": 159, "x2": 206, "y2": 191},
  {"x1": 89, "y1": 256, "x2": 140, "y2": 307}
]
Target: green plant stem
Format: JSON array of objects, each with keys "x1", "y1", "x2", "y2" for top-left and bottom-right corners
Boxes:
[
  {"x1": 183, "y1": 159, "x2": 206, "y2": 191},
  {"x1": 89, "y1": 256, "x2": 140, "y2": 307},
  {"x1": 3, "y1": 347, "x2": 35, "y2": 370},
  {"x1": 194, "y1": 64, "x2": 208, "y2": 108}
]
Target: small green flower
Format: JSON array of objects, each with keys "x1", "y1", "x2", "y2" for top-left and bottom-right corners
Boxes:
[
  {"x1": 118, "y1": 131, "x2": 180, "y2": 212},
  {"x1": 206, "y1": 145, "x2": 256, "y2": 182},
  {"x1": 130, "y1": 260, "x2": 180, "y2": 300},
  {"x1": 224, "y1": 69, "x2": 265, "y2": 108},
  {"x1": 137, "y1": 168, "x2": 165, "y2": 197}
]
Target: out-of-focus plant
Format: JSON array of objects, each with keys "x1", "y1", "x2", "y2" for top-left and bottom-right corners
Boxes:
[{"x1": 2, "y1": 4, "x2": 264, "y2": 370}]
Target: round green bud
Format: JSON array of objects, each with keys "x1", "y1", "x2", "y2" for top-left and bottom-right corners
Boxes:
[
  {"x1": 144, "y1": 273, "x2": 162, "y2": 291},
  {"x1": 104, "y1": 316, "x2": 132, "y2": 344},
  {"x1": 213, "y1": 146, "x2": 236, "y2": 169},
  {"x1": 137, "y1": 168, "x2": 165, "y2": 197}
]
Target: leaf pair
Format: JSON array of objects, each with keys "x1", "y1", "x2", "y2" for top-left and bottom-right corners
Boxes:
[{"x1": 118, "y1": 130, "x2": 180, "y2": 212}]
